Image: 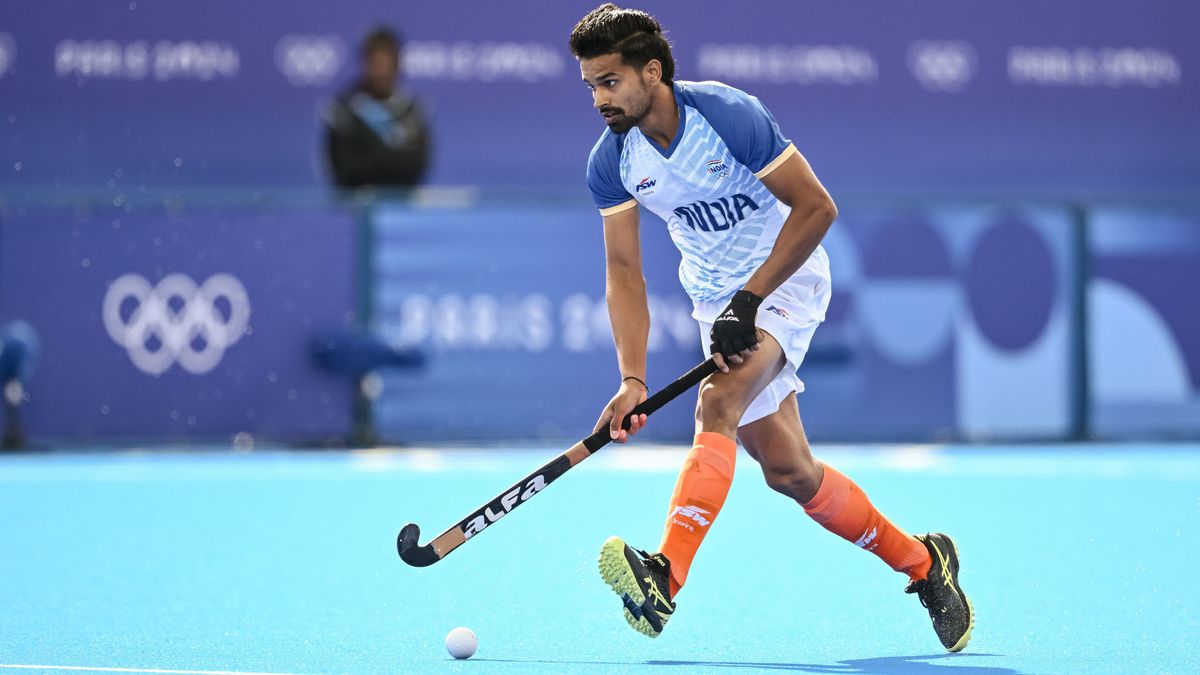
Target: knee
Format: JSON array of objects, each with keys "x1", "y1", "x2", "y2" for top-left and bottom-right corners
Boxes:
[
  {"x1": 761, "y1": 458, "x2": 822, "y2": 502},
  {"x1": 694, "y1": 381, "x2": 743, "y2": 431}
]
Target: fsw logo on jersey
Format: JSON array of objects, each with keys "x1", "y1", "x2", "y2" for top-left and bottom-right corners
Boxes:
[
  {"x1": 672, "y1": 193, "x2": 760, "y2": 232},
  {"x1": 766, "y1": 305, "x2": 789, "y2": 319},
  {"x1": 669, "y1": 505, "x2": 712, "y2": 532},
  {"x1": 635, "y1": 176, "x2": 657, "y2": 193}
]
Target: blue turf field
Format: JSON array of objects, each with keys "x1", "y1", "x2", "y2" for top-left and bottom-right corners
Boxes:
[{"x1": 1, "y1": 444, "x2": 1197, "y2": 674}]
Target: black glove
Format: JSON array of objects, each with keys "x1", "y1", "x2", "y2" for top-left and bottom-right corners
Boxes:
[{"x1": 709, "y1": 290, "x2": 763, "y2": 358}]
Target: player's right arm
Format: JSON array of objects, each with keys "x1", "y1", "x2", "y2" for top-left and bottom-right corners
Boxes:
[
  {"x1": 585, "y1": 132, "x2": 651, "y2": 441},
  {"x1": 592, "y1": 204, "x2": 650, "y2": 442}
]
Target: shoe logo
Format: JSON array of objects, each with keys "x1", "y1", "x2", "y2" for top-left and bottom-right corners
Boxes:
[
  {"x1": 929, "y1": 539, "x2": 954, "y2": 588},
  {"x1": 854, "y1": 527, "x2": 878, "y2": 551},
  {"x1": 669, "y1": 505, "x2": 711, "y2": 532},
  {"x1": 644, "y1": 577, "x2": 672, "y2": 609}
]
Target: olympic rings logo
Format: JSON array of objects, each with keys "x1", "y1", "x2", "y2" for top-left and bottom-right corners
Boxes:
[
  {"x1": 908, "y1": 40, "x2": 977, "y2": 92},
  {"x1": 275, "y1": 34, "x2": 345, "y2": 86},
  {"x1": 103, "y1": 273, "x2": 251, "y2": 375}
]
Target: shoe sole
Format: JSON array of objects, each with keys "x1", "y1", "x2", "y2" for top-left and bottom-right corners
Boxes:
[
  {"x1": 938, "y1": 534, "x2": 975, "y2": 653},
  {"x1": 598, "y1": 536, "x2": 666, "y2": 638}
]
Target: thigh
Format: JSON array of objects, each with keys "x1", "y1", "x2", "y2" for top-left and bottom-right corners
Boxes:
[
  {"x1": 698, "y1": 328, "x2": 788, "y2": 420},
  {"x1": 737, "y1": 392, "x2": 815, "y2": 471}
]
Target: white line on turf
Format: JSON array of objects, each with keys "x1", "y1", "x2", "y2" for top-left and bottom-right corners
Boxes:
[{"x1": 0, "y1": 666, "x2": 315, "y2": 675}]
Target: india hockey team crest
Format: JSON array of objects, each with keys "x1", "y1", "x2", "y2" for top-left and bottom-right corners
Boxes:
[{"x1": 706, "y1": 158, "x2": 730, "y2": 178}]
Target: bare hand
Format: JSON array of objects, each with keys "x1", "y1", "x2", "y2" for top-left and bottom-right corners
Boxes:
[{"x1": 593, "y1": 381, "x2": 649, "y2": 443}]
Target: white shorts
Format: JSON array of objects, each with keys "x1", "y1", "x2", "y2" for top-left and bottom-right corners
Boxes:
[{"x1": 693, "y1": 248, "x2": 832, "y2": 426}]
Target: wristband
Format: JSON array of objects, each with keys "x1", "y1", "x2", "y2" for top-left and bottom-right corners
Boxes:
[{"x1": 621, "y1": 375, "x2": 648, "y2": 391}]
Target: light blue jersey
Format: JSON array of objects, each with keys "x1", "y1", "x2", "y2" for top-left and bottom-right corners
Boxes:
[{"x1": 587, "y1": 80, "x2": 826, "y2": 304}]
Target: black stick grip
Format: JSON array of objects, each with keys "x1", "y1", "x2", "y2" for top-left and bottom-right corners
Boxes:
[{"x1": 582, "y1": 358, "x2": 718, "y2": 453}]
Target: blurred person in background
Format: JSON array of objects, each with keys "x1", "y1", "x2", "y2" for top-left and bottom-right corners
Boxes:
[
  {"x1": 324, "y1": 26, "x2": 431, "y2": 188},
  {"x1": 0, "y1": 321, "x2": 39, "y2": 450}
]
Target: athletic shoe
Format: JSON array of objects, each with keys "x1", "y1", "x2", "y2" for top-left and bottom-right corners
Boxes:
[
  {"x1": 597, "y1": 536, "x2": 675, "y2": 637},
  {"x1": 906, "y1": 532, "x2": 975, "y2": 652}
]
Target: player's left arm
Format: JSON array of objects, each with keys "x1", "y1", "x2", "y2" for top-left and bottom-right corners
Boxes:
[{"x1": 740, "y1": 150, "x2": 837, "y2": 299}]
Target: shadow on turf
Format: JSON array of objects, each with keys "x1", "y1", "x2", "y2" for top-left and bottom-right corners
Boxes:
[
  {"x1": 651, "y1": 654, "x2": 1020, "y2": 673},
  {"x1": 476, "y1": 653, "x2": 1022, "y2": 673}
]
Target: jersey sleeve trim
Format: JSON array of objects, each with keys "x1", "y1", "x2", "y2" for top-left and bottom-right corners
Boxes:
[
  {"x1": 753, "y1": 142, "x2": 798, "y2": 179},
  {"x1": 599, "y1": 198, "x2": 638, "y2": 216}
]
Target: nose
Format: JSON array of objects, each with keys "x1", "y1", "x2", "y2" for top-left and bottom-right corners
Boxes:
[{"x1": 592, "y1": 90, "x2": 608, "y2": 110}]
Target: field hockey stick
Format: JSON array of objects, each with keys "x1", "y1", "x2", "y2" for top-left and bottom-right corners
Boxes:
[{"x1": 397, "y1": 357, "x2": 719, "y2": 567}]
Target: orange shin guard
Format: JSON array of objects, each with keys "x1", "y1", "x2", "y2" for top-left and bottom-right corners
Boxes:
[
  {"x1": 803, "y1": 464, "x2": 931, "y2": 580},
  {"x1": 658, "y1": 432, "x2": 736, "y2": 596}
]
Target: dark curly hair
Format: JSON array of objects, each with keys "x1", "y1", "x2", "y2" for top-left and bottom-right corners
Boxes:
[{"x1": 569, "y1": 4, "x2": 675, "y2": 85}]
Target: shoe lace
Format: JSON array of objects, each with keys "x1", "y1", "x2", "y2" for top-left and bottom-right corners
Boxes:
[
  {"x1": 637, "y1": 548, "x2": 664, "y2": 570},
  {"x1": 637, "y1": 549, "x2": 673, "y2": 597},
  {"x1": 905, "y1": 578, "x2": 937, "y2": 611}
]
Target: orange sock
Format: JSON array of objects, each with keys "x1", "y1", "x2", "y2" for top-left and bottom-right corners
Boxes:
[
  {"x1": 658, "y1": 432, "x2": 736, "y2": 596},
  {"x1": 803, "y1": 464, "x2": 931, "y2": 580}
]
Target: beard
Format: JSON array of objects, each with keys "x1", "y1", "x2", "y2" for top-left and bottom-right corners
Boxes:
[
  {"x1": 603, "y1": 108, "x2": 644, "y2": 134},
  {"x1": 600, "y1": 89, "x2": 650, "y2": 134}
]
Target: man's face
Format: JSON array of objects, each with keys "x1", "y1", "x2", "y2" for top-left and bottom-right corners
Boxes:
[
  {"x1": 364, "y1": 48, "x2": 399, "y2": 98},
  {"x1": 580, "y1": 53, "x2": 654, "y2": 134}
]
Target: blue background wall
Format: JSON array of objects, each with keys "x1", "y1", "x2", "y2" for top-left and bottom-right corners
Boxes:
[
  {"x1": 0, "y1": 2, "x2": 1196, "y2": 443},
  {"x1": 0, "y1": 205, "x2": 357, "y2": 442},
  {"x1": 2, "y1": 1, "x2": 1197, "y2": 195}
]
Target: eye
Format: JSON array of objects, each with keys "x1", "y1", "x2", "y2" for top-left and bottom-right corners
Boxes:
[{"x1": 604, "y1": 80, "x2": 617, "y2": 88}]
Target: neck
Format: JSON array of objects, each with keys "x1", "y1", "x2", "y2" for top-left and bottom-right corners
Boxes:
[
  {"x1": 637, "y1": 83, "x2": 678, "y2": 150},
  {"x1": 364, "y1": 83, "x2": 394, "y2": 100}
]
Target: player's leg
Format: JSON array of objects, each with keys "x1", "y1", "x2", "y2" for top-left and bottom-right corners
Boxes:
[
  {"x1": 598, "y1": 330, "x2": 786, "y2": 638},
  {"x1": 655, "y1": 329, "x2": 786, "y2": 584},
  {"x1": 739, "y1": 396, "x2": 929, "y2": 573},
  {"x1": 739, "y1": 397, "x2": 973, "y2": 652}
]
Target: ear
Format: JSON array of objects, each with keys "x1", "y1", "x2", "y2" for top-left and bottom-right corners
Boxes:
[{"x1": 643, "y1": 58, "x2": 662, "y2": 85}]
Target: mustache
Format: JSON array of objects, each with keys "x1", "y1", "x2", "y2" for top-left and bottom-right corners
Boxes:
[{"x1": 599, "y1": 106, "x2": 624, "y2": 116}]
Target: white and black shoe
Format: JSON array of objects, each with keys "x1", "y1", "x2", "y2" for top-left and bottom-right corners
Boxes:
[
  {"x1": 597, "y1": 536, "x2": 676, "y2": 638},
  {"x1": 906, "y1": 532, "x2": 975, "y2": 652}
]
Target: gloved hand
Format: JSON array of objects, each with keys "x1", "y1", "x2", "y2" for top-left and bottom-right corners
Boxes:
[{"x1": 709, "y1": 290, "x2": 764, "y2": 360}]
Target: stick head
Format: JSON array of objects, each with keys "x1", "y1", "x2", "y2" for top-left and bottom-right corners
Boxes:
[{"x1": 397, "y1": 523, "x2": 441, "y2": 567}]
